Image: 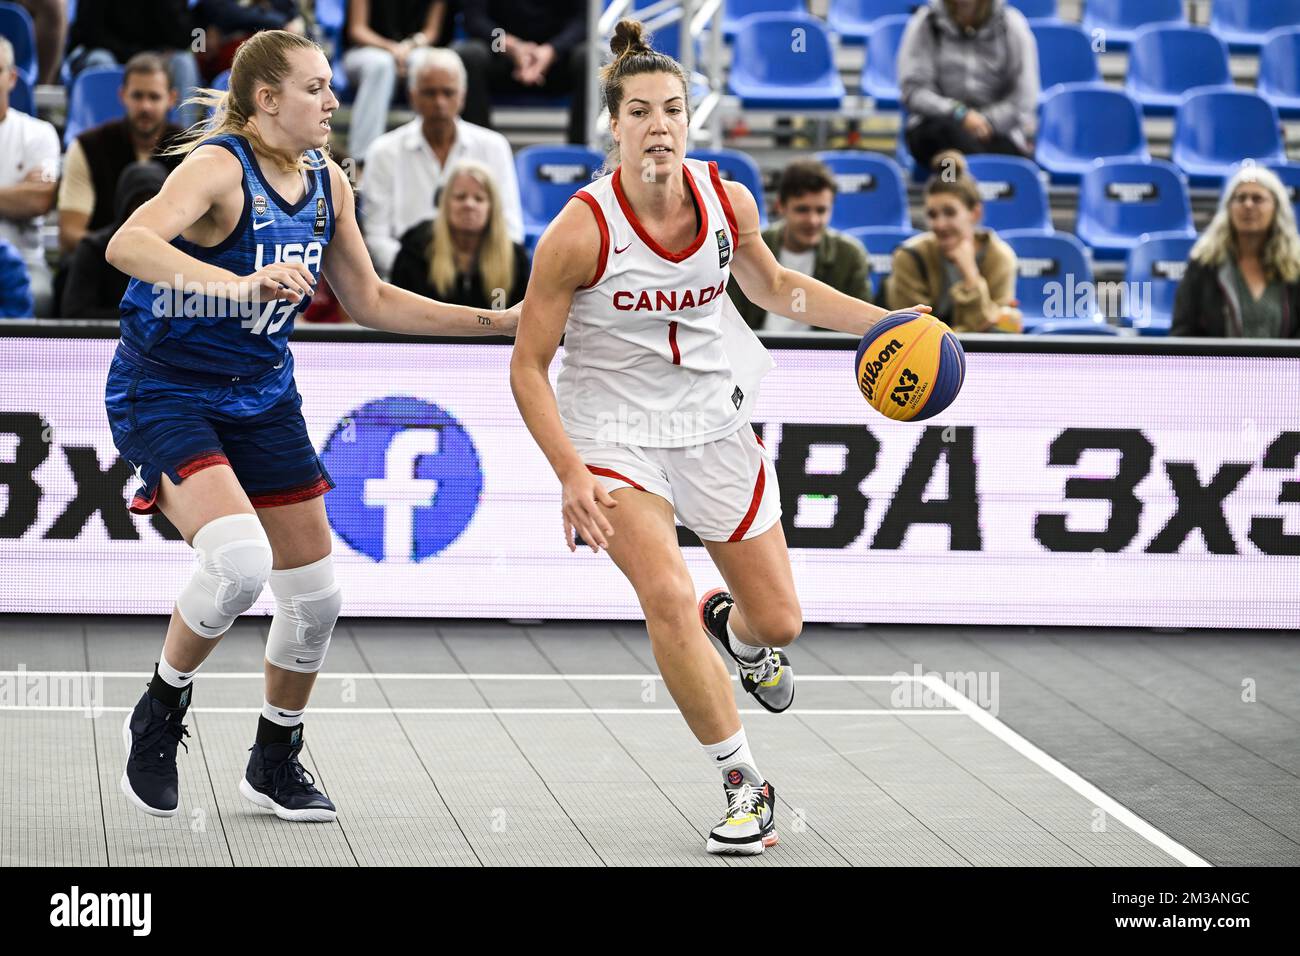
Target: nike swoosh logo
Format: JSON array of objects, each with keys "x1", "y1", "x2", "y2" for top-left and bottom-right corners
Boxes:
[
  {"x1": 614, "y1": 242, "x2": 631, "y2": 254},
  {"x1": 199, "y1": 621, "x2": 213, "y2": 629},
  {"x1": 252, "y1": 218, "x2": 275, "y2": 231},
  {"x1": 715, "y1": 745, "x2": 742, "y2": 762},
  {"x1": 295, "y1": 657, "x2": 319, "y2": 664},
  {"x1": 278, "y1": 711, "x2": 303, "y2": 718}
]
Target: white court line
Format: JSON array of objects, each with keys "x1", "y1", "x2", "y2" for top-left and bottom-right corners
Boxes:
[
  {"x1": 0, "y1": 668, "x2": 1213, "y2": 864},
  {"x1": 920, "y1": 674, "x2": 1211, "y2": 868},
  {"x1": 0, "y1": 705, "x2": 957, "y2": 716},
  {"x1": 0, "y1": 671, "x2": 906, "y2": 682}
]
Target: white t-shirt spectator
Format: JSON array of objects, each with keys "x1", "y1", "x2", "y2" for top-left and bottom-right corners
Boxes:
[
  {"x1": 0, "y1": 107, "x2": 60, "y2": 276},
  {"x1": 762, "y1": 246, "x2": 816, "y2": 332},
  {"x1": 362, "y1": 117, "x2": 524, "y2": 279}
]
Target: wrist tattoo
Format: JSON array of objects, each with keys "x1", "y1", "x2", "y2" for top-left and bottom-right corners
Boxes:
[{"x1": 477, "y1": 314, "x2": 492, "y2": 326}]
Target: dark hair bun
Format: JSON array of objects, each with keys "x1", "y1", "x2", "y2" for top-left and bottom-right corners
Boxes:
[{"x1": 610, "y1": 18, "x2": 652, "y2": 58}]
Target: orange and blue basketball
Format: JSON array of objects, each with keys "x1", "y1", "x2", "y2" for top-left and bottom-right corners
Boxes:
[{"x1": 855, "y1": 312, "x2": 966, "y2": 422}]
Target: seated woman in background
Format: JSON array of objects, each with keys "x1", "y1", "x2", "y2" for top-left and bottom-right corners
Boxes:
[
  {"x1": 390, "y1": 159, "x2": 530, "y2": 309},
  {"x1": 1172, "y1": 166, "x2": 1300, "y2": 339},
  {"x1": 887, "y1": 151, "x2": 1019, "y2": 332}
]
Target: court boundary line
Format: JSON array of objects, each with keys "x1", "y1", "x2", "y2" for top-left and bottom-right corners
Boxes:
[
  {"x1": 0, "y1": 669, "x2": 1216, "y2": 864},
  {"x1": 920, "y1": 675, "x2": 1212, "y2": 868}
]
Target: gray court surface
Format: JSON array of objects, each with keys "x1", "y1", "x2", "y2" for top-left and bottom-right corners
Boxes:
[{"x1": 1, "y1": 615, "x2": 1296, "y2": 867}]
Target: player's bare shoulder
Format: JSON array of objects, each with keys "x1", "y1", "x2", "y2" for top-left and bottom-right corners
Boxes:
[{"x1": 533, "y1": 193, "x2": 604, "y2": 290}]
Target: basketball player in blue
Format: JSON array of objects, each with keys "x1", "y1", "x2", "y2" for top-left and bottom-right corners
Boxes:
[{"x1": 105, "y1": 30, "x2": 517, "y2": 822}]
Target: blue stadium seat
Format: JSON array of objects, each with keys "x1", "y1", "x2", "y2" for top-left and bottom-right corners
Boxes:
[
  {"x1": 315, "y1": 0, "x2": 349, "y2": 95},
  {"x1": 1007, "y1": 0, "x2": 1058, "y2": 18},
  {"x1": 863, "y1": 14, "x2": 910, "y2": 109},
  {"x1": 1076, "y1": 158, "x2": 1195, "y2": 261},
  {"x1": 1269, "y1": 163, "x2": 1300, "y2": 225},
  {"x1": 728, "y1": 13, "x2": 845, "y2": 110},
  {"x1": 1000, "y1": 230, "x2": 1103, "y2": 330},
  {"x1": 965, "y1": 155, "x2": 1053, "y2": 234},
  {"x1": 1036, "y1": 84, "x2": 1148, "y2": 184},
  {"x1": 1172, "y1": 87, "x2": 1287, "y2": 188},
  {"x1": 1126, "y1": 25, "x2": 1232, "y2": 116},
  {"x1": 0, "y1": 2, "x2": 37, "y2": 87},
  {"x1": 1031, "y1": 22, "x2": 1102, "y2": 94},
  {"x1": 688, "y1": 148, "x2": 768, "y2": 225},
  {"x1": 1211, "y1": 0, "x2": 1300, "y2": 54},
  {"x1": 515, "y1": 145, "x2": 603, "y2": 248},
  {"x1": 1125, "y1": 231, "x2": 1196, "y2": 336},
  {"x1": 827, "y1": 0, "x2": 919, "y2": 44},
  {"x1": 815, "y1": 151, "x2": 910, "y2": 229},
  {"x1": 10, "y1": 71, "x2": 32, "y2": 115},
  {"x1": 1081, "y1": 0, "x2": 1185, "y2": 51},
  {"x1": 722, "y1": 0, "x2": 807, "y2": 42},
  {"x1": 64, "y1": 66, "x2": 126, "y2": 148},
  {"x1": 1259, "y1": 28, "x2": 1300, "y2": 119},
  {"x1": 843, "y1": 225, "x2": 917, "y2": 299}
]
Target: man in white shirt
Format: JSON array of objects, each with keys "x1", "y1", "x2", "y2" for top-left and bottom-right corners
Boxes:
[
  {"x1": 361, "y1": 46, "x2": 523, "y2": 279},
  {"x1": 0, "y1": 36, "x2": 59, "y2": 316}
]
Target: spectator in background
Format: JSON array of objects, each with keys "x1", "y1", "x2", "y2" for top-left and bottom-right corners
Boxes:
[
  {"x1": 192, "y1": 1, "x2": 306, "y2": 84},
  {"x1": 898, "y1": 0, "x2": 1038, "y2": 170},
  {"x1": 887, "y1": 151, "x2": 1019, "y2": 332},
  {"x1": 1172, "y1": 166, "x2": 1300, "y2": 338},
  {"x1": 0, "y1": 237, "x2": 34, "y2": 318},
  {"x1": 390, "y1": 159, "x2": 529, "y2": 309},
  {"x1": 12, "y1": 0, "x2": 66, "y2": 85},
  {"x1": 363, "y1": 46, "x2": 523, "y2": 279},
  {"x1": 58, "y1": 53, "x2": 183, "y2": 255},
  {"x1": 455, "y1": 0, "x2": 588, "y2": 145},
  {"x1": 65, "y1": 0, "x2": 202, "y2": 127},
  {"x1": 0, "y1": 36, "x2": 58, "y2": 316},
  {"x1": 344, "y1": 0, "x2": 449, "y2": 163},
  {"x1": 63, "y1": 161, "x2": 167, "y2": 319},
  {"x1": 727, "y1": 159, "x2": 872, "y2": 332}
]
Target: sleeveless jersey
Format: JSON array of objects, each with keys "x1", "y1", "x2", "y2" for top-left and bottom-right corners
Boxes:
[
  {"x1": 118, "y1": 133, "x2": 335, "y2": 379},
  {"x1": 559, "y1": 158, "x2": 773, "y2": 449}
]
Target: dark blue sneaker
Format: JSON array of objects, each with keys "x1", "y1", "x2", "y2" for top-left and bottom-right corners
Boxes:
[
  {"x1": 238, "y1": 727, "x2": 337, "y2": 822},
  {"x1": 120, "y1": 687, "x2": 192, "y2": 817}
]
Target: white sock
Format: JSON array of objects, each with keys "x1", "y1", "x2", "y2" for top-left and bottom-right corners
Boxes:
[
  {"x1": 262, "y1": 699, "x2": 304, "y2": 728},
  {"x1": 156, "y1": 651, "x2": 196, "y2": 689},
  {"x1": 727, "y1": 619, "x2": 766, "y2": 663},
  {"x1": 702, "y1": 727, "x2": 760, "y2": 780}
]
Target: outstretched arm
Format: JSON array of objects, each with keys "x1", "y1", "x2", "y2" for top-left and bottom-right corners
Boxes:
[
  {"x1": 321, "y1": 159, "x2": 517, "y2": 336},
  {"x1": 724, "y1": 179, "x2": 929, "y2": 335}
]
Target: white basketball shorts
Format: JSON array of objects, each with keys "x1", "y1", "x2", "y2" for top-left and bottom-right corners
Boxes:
[{"x1": 570, "y1": 425, "x2": 782, "y2": 543}]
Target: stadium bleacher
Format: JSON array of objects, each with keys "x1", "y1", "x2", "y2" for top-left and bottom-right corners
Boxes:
[{"x1": 3, "y1": 0, "x2": 1296, "y2": 332}]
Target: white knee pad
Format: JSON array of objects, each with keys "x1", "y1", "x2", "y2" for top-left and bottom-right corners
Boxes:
[
  {"x1": 264, "y1": 554, "x2": 342, "y2": 674},
  {"x1": 177, "y1": 514, "x2": 273, "y2": 639}
]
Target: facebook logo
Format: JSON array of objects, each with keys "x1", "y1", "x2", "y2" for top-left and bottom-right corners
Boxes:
[{"x1": 320, "y1": 397, "x2": 484, "y2": 562}]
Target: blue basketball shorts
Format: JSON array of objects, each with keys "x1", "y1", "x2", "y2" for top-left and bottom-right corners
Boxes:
[{"x1": 104, "y1": 350, "x2": 334, "y2": 515}]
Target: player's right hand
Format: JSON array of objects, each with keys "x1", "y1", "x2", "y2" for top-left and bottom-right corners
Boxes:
[
  {"x1": 560, "y1": 470, "x2": 617, "y2": 553},
  {"x1": 244, "y1": 262, "x2": 316, "y2": 304}
]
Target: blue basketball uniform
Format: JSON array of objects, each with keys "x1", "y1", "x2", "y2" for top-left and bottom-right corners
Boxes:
[{"x1": 105, "y1": 133, "x2": 337, "y2": 514}]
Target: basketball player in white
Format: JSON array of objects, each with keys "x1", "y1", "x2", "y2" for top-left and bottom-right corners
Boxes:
[{"x1": 511, "y1": 19, "x2": 930, "y2": 855}]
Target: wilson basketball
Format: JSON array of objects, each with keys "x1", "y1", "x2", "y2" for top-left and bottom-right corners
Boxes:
[{"x1": 855, "y1": 312, "x2": 966, "y2": 421}]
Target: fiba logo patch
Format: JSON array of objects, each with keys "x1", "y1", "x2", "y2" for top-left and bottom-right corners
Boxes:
[
  {"x1": 252, "y1": 194, "x2": 268, "y2": 216},
  {"x1": 716, "y1": 228, "x2": 731, "y2": 268},
  {"x1": 320, "y1": 397, "x2": 484, "y2": 563}
]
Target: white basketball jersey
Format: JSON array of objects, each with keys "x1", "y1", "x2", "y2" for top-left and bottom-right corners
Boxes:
[{"x1": 558, "y1": 158, "x2": 774, "y2": 448}]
